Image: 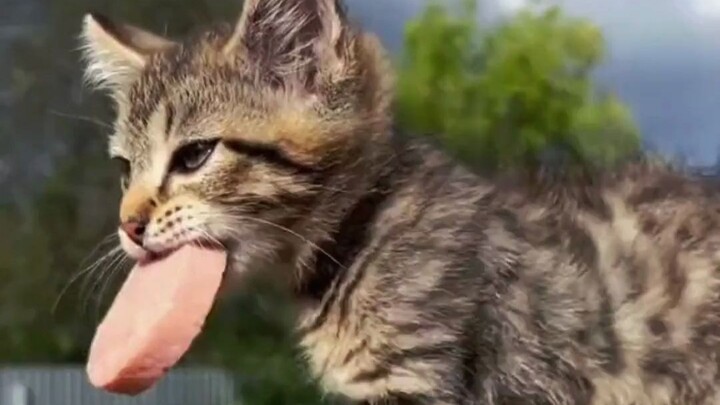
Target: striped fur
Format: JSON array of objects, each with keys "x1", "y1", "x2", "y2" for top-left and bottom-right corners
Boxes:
[{"x1": 80, "y1": 1, "x2": 720, "y2": 404}]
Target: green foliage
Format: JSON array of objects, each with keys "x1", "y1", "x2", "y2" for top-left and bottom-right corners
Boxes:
[{"x1": 396, "y1": 0, "x2": 641, "y2": 171}]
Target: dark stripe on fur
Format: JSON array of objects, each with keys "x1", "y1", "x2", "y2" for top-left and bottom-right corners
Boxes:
[
  {"x1": 297, "y1": 169, "x2": 396, "y2": 331},
  {"x1": 164, "y1": 102, "x2": 175, "y2": 138},
  {"x1": 223, "y1": 139, "x2": 320, "y2": 174},
  {"x1": 595, "y1": 280, "x2": 625, "y2": 374}
]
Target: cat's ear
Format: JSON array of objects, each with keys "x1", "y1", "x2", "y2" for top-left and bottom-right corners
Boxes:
[
  {"x1": 223, "y1": 0, "x2": 351, "y2": 82},
  {"x1": 80, "y1": 13, "x2": 176, "y2": 91}
]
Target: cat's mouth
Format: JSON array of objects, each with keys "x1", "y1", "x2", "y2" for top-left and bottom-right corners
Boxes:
[
  {"x1": 118, "y1": 229, "x2": 244, "y2": 296},
  {"x1": 119, "y1": 229, "x2": 227, "y2": 265},
  {"x1": 134, "y1": 237, "x2": 241, "y2": 297},
  {"x1": 138, "y1": 238, "x2": 226, "y2": 266}
]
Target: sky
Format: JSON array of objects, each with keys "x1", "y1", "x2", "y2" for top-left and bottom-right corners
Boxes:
[{"x1": 347, "y1": 0, "x2": 720, "y2": 166}]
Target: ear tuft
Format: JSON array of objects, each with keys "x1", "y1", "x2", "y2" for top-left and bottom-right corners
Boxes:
[
  {"x1": 80, "y1": 13, "x2": 176, "y2": 92},
  {"x1": 223, "y1": 0, "x2": 350, "y2": 86}
]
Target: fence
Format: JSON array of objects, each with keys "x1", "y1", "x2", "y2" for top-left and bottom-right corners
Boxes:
[{"x1": 0, "y1": 365, "x2": 238, "y2": 405}]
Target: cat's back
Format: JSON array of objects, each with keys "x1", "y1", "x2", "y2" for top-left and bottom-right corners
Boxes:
[
  {"x1": 361, "y1": 153, "x2": 720, "y2": 404},
  {"x1": 300, "y1": 138, "x2": 720, "y2": 403},
  {"x1": 473, "y1": 161, "x2": 720, "y2": 405}
]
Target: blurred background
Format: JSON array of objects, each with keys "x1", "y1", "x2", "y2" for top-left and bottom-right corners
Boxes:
[{"x1": 0, "y1": 0, "x2": 718, "y2": 404}]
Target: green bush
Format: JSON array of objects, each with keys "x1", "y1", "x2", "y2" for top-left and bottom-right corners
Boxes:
[{"x1": 396, "y1": 0, "x2": 641, "y2": 171}]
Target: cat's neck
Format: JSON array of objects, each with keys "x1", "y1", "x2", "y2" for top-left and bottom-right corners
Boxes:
[
  {"x1": 292, "y1": 132, "x2": 418, "y2": 301},
  {"x1": 294, "y1": 158, "x2": 400, "y2": 301}
]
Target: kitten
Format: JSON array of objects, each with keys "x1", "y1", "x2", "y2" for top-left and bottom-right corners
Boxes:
[{"x1": 80, "y1": 1, "x2": 720, "y2": 404}]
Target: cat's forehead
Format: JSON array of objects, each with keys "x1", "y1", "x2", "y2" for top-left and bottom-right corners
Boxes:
[
  {"x1": 109, "y1": 58, "x2": 331, "y2": 165},
  {"x1": 111, "y1": 54, "x2": 252, "y2": 151},
  {"x1": 123, "y1": 48, "x2": 236, "y2": 132},
  {"x1": 109, "y1": 102, "x2": 169, "y2": 164},
  {"x1": 107, "y1": 28, "x2": 363, "y2": 166}
]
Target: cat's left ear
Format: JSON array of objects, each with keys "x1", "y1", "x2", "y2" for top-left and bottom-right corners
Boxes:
[
  {"x1": 223, "y1": 0, "x2": 352, "y2": 85},
  {"x1": 80, "y1": 13, "x2": 176, "y2": 92}
]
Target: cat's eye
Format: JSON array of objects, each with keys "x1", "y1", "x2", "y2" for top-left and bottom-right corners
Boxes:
[
  {"x1": 170, "y1": 139, "x2": 219, "y2": 174},
  {"x1": 112, "y1": 156, "x2": 131, "y2": 191}
]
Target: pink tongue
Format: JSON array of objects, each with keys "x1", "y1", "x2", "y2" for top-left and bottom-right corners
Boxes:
[{"x1": 86, "y1": 245, "x2": 227, "y2": 395}]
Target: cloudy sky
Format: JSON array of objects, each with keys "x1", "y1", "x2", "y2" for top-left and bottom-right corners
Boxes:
[{"x1": 347, "y1": 0, "x2": 720, "y2": 166}]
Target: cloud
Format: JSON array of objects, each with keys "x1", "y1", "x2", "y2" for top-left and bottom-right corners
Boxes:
[
  {"x1": 691, "y1": 0, "x2": 720, "y2": 18},
  {"x1": 495, "y1": 0, "x2": 527, "y2": 14}
]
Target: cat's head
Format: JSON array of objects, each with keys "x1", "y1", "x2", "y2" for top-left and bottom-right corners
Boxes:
[{"x1": 80, "y1": 0, "x2": 394, "y2": 276}]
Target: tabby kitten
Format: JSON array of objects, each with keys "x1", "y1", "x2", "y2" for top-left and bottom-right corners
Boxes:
[{"x1": 80, "y1": 0, "x2": 720, "y2": 404}]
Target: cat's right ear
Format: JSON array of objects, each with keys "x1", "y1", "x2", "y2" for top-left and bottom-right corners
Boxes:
[{"x1": 80, "y1": 13, "x2": 176, "y2": 92}]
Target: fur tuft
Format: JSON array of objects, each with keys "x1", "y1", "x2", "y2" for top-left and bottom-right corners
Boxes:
[
  {"x1": 223, "y1": 0, "x2": 352, "y2": 90},
  {"x1": 79, "y1": 13, "x2": 175, "y2": 93}
]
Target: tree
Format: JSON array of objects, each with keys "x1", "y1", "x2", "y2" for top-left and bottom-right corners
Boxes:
[{"x1": 395, "y1": 0, "x2": 641, "y2": 171}]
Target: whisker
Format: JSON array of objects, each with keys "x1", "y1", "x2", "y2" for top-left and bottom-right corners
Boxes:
[
  {"x1": 81, "y1": 247, "x2": 125, "y2": 317},
  {"x1": 191, "y1": 226, "x2": 224, "y2": 253},
  {"x1": 93, "y1": 253, "x2": 131, "y2": 322},
  {"x1": 48, "y1": 109, "x2": 113, "y2": 130},
  {"x1": 76, "y1": 246, "x2": 122, "y2": 309},
  {"x1": 53, "y1": 236, "x2": 120, "y2": 315},
  {"x1": 79, "y1": 233, "x2": 119, "y2": 270},
  {"x1": 196, "y1": 211, "x2": 345, "y2": 271}
]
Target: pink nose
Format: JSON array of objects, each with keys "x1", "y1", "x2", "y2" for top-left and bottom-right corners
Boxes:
[{"x1": 120, "y1": 218, "x2": 147, "y2": 246}]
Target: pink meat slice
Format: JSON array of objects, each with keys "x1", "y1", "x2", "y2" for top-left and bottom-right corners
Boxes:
[{"x1": 86, "y1": 245, "x2": 227, "y2": 395}]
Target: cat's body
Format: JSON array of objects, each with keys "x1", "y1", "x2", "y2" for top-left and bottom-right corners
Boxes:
[
  {"x1": 296, "y1": 135, "x2": 720, "y2": 405},
  {"x1": 78, "y1": 0, "x2": 720, "y2": 404}
]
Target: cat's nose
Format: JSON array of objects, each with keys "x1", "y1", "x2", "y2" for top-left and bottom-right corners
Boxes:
[{"x1": 120, "y1": 217, "x2": 147, "y2": 246}]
